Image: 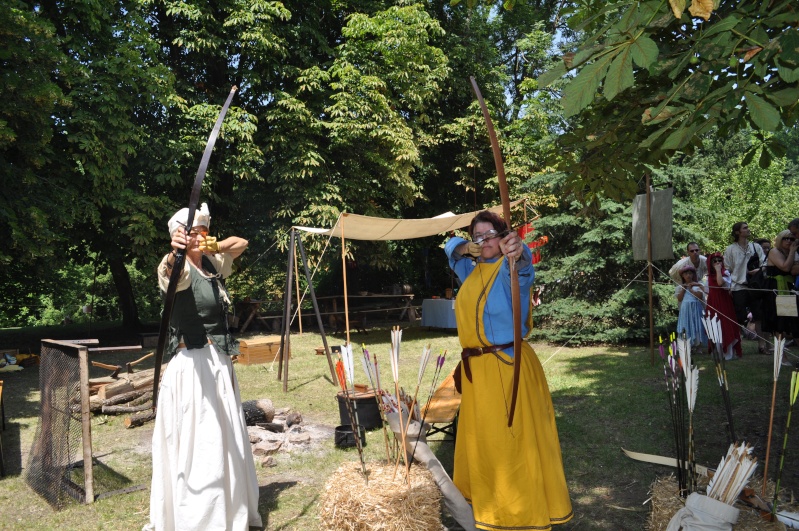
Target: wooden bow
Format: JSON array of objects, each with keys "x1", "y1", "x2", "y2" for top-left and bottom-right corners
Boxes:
[
  {"x1": 469, "y1": 77, "x2": 523, "y2": 427},
  {"x1": 152, "y1": 86, "x2": 238, "y2": 410}
]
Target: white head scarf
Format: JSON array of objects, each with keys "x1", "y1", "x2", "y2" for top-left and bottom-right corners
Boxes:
[{"x1": 168, "y1": 202, "x2": 211, "y2": 236}]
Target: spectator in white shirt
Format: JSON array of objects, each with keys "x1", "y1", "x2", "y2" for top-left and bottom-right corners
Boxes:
[
  {"x1": 669, "y1": 242, "x2": 707, "y2": 284},
  {"x1": 723, "y1": 222, "x2": 767, "y2": 353}
]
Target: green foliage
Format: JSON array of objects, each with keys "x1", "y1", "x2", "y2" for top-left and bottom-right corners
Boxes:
[
  {"x1": 527, "y1": 124, "x2": 799, "y2": 344},
  {"x1": 540, "y1": 0, "x2": 799, "y2": 209},
  {"x1": 528, "y1": 174, "x2": 679, "y2": 344},
  {"x1": 0, "y1": 255, "x2": 160, "y2": 328},
  {"x1": 685, "y1": 150, "x2": 799, "y2": 251}
]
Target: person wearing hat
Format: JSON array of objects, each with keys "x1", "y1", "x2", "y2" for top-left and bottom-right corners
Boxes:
[
  {"x1": 706, "y1": 251, "x2": 742, "y2": 360},
  {"x1": 675, "y1": 263, "x2": 708, "y2": 347},
  {"x1": 147, "y1": 203, "x2": 261, "y2": 531}
]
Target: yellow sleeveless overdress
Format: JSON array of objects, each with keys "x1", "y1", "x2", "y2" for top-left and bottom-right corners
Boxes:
[{"x1": 453, "y1": 258, "x2": 573, "y2": 530}]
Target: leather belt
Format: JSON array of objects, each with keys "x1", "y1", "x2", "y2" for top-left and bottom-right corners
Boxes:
[
  {"x1": 177, "y1": 339, "x2": 212, "y2": 349},
  {"x1": 460, "y1": 342, "x2": 514, "y2": 384}
]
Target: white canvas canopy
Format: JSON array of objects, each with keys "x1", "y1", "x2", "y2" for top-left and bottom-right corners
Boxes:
[
  {"x1": 294, "y1": 199, "x2": 523, "y2": 241},
  {"x1": 277, "y1": 199, "x2": 526, "y2": 381}
]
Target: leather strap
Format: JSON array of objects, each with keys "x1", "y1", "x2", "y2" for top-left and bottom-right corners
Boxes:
[
  {"x1": 460, "y1": 342, "x2": 515, "y2": 384},
  {"x1": 177, "y1": 338, "x2": 212, "y2": 349}
]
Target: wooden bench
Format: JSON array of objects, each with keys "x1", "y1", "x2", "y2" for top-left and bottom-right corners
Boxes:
[{"x1": 422, "y1": 370, "x2": 461, "y2": 441}]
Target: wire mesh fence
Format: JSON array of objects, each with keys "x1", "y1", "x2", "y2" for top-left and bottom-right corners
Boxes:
[{"x1": 25, "y1": 340, "x2": 94, "y2": 508}]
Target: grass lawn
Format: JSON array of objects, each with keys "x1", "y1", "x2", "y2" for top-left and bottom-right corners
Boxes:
[{"x1": 0, "y1": 322, "x2": 797, "y2": 530}]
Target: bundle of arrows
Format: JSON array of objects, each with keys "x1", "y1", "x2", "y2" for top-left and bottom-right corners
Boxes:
[
  {"x1": 707, "y1": 442, "x2": 758, "y2": 506},
  {"x1": 701, "y1": 313, "x2": 737, "y2": 443},
  {"x1": 335, "y1": 343, "x2": 368, "y2": 482},
  {"x1": 762, "y1": 335, "x2": 786, "y2": 498},
  {"x1": 352, "y1": 329, "x2": 449, "y2": 482},
  {"x1": 677, "y1": 333, "x2": 700, "y2": 494},
  {"x1": 659, "y1": 332, "x2": 698, "y2": 496}
]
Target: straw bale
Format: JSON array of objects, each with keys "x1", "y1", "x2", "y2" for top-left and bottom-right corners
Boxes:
[
  {"x1": 646, "y1": 475, "x2": 789, "y2": 531},
  {"x1": 319, "y1": 461, "x2": 442, "y2": 530}
]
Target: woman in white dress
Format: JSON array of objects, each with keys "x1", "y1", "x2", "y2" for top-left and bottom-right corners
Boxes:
[{"x1": 146, "y1": 203, "x2": 261, "y2": 531}]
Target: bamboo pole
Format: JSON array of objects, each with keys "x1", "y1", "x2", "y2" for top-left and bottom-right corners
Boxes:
[
  {"x1": 341, "y1": 215, "x2": 351, "y2": 347},
  {"x1": 762, "y1": 335, "x2": 784, "y2": 497}
]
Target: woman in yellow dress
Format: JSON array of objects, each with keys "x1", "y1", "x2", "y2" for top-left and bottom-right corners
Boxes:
[{"x1": 445, "y1": 210, "x2": 572, "y2": 530}]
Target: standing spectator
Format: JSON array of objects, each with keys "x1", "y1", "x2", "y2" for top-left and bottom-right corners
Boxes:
[
  {"x1": 762, "y1": 230, "x2": 799, "y2": 356},
  {"x1": 756, "y1": 238, "x2": 772, "y2": 256},
  {"x1": 723, "y1": 222, "x2": 767, "y2": 354},
  {"x1": 706, "y1": 252, "x2": 742, "y2": 360},
  {"x1": 788, "y1": 218, "x2": 799, "y2": 240},
  {"x1": 786, "y1": 219, "x2": 799, "y2": 277},
  {"x1": 675, "y1": 263, "x2": 708, "y2": 347},
  {"x1": 669, "y1": 242, "x2": 708, "y2": 284}
]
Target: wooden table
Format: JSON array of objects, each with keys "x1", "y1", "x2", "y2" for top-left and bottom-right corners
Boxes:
[
  {"x1": 316, "y1": 294, "x2": 416, "y2": 322},
  {"x1": 421, "y1": 298, "x2": 457, "y2": 329},
  {"x1": 237, "y1": 300, "x2": 282, "y2": 333}
]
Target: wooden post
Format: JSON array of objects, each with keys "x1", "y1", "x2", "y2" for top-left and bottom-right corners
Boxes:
[
  {"x1": 646, "y1": 172, "x2": 655, "y2": 366},
  {"x1": 295, "y1": 232, "x2": 337, "y2": 384},
  {"x1": 78, "y1": 346, "x2": 94, "y2": 503},
  {"x1": 341, "y1": 215, "x2": 351, "y2": 347},
  {"x1": 278, "y1": 228, "x2": 296, "y2": 392},
  {"x1": 293, "y1": 233, "x2": 303, "y2": 335}
]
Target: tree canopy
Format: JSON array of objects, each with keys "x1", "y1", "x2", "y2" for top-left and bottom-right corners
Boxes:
[
  {"x1": 540, "y1": 0, "x2": 799, "y2": 207},
  {"x1": 4, "y1": 0, "x2": 798, "y2": 344}
]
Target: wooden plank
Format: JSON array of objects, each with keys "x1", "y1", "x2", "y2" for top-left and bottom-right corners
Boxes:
[{"x1": 78, "y1": 347, "x2": 94, "y2": 503}]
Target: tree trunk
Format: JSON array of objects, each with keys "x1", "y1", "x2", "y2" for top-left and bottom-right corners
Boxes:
[
  {"x1": 103, "y1": 402, "x2": 153, "y2": 414},
  {"x1": 98, "y1": 366, "x2": 164, "y2": 400},
  {"x1": 102, "y1": 389, "x2": 148, "y2": 406},
  {"x1": 107, "y1": 252, "x2": 141, "y2": 330}
]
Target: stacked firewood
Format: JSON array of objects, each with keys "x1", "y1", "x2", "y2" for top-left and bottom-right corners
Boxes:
[{"x1": 84, "y1": 353, "x2": 165, "y2": 428}]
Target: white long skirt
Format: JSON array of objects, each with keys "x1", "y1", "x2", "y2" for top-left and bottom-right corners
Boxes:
[{"x1": 147, "y1": 344, "x2": 262, "y2": 530}]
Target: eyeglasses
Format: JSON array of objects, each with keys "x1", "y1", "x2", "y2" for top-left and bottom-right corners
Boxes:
[
  {"x1": 688, "y1": 249, "x2": 700, "y2": 253},
  {"x1": 472, "y1": 229, "x2": 500, "y2": 245},
  {"x1": 786, "y1": 238, "x2": 796, "y2": 242},
  {"x1": 189, "y1": 228, "x2": 209, "y2": 237},
  {"x1": 712, "y1": 258, "x2": 723, "y2": 263}
]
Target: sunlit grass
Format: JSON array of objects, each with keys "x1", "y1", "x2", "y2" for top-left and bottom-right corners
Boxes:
[{"x1": 1, "y1": 324, "x2": 796, "y2": 529}]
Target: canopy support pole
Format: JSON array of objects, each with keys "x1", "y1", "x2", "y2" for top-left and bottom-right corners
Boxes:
[
  {"x1": 278, "y1": 228, "x2": 296, "y2": 392},
  {"x1": 295, "y1": 231, "x2": 337, "y2": 384}
]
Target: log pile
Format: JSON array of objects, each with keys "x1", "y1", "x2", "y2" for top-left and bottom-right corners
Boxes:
[{"x1": 84, "y1": 361, "x2": 166, "y2": 428}]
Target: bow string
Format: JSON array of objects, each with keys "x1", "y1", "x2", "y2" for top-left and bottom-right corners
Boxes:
[
  {"x1": 469, "y1": 77, "x2": 523, "y2": 427},
  {"x1": 152, "y1": 86, "x2": 238, "y2": 410}
]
